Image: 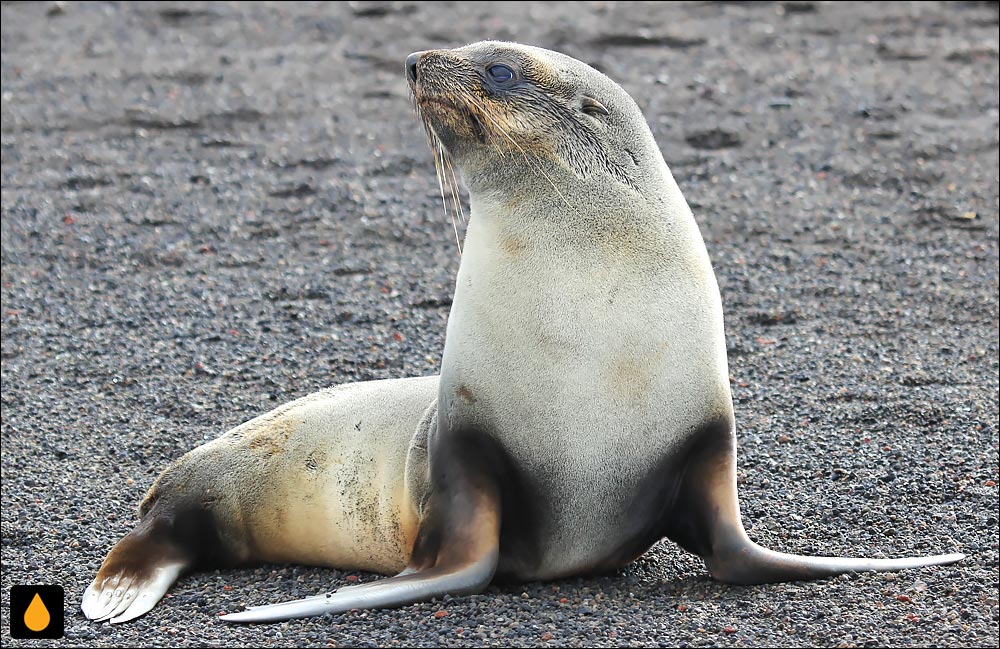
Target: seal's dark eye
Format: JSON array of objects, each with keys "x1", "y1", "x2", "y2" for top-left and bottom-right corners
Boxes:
[{"x1": 487, "y1": 64, "x2": 514, "y2": 83}]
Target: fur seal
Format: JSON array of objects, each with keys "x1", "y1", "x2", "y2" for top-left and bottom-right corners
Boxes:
[{"x1": 82, "y1": 41, "x2": 963, "y2": 625}]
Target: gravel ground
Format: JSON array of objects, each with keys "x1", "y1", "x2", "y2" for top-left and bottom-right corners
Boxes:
[{"x1": 2, "y1": 1, "x2": 997, "y2": 647}]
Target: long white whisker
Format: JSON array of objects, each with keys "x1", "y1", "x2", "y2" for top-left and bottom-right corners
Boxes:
[
  {"x1": 432, "y1": 139, "x2": 463, "y2": 255},
  {"x1": 409, "y1": 91, "x2": 465, "y2": 255},
  {"x1": 442, "y1": 155, "x2": 466, "y2": 225},
  {"x1": 436, "y1": 141, "x2": 465, "y2": 249}
]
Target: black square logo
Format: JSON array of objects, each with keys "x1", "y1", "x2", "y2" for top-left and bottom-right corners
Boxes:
[{"x1": 10, "y1": 585, "x2": 64, "y2": 639}]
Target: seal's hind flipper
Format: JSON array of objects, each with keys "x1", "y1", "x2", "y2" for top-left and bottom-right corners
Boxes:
[
  {"x1": 664, "y1": 418, "x2": 965, "y2": 584},
  {"x1": 81, "y1": 520, "x2": 192, "y2": 624},
  {"x1": 82, "y1": 560, "x2": 185, "y2": 624},
  {"x1": 82, "y1": 500, "x2": 227, "y2": 623},
  {"x1": 222, "y1": 446, "x2": 502, "y2": 623}
]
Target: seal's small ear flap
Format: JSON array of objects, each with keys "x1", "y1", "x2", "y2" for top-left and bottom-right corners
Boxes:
[{"x1": 582, "y1": 96, "x2": 610, "y2": 116}]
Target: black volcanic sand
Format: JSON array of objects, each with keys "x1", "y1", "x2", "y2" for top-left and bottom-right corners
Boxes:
[{"x1": 2, "y1": 2, "x2": 997, "y2": 647}]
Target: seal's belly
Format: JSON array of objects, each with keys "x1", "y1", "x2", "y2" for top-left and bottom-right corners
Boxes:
[
  {"x1": 248, "y1": 449, "x2": 419, "y2": 574},
  {"x1": 213, "y1": 376, "x2": 437, "y2": 574}
]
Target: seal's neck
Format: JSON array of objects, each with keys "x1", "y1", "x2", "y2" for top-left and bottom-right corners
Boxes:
[{"x1": 462, "y1": 158, "x2": 709, "y2": 271}]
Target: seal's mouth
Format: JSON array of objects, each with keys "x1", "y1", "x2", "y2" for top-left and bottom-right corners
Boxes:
[{"x1": 411, "y1": 94, "x2": 488, "y2": 148}]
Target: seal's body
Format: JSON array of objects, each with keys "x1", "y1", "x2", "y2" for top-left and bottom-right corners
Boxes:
[
  {"x1": 82, "y1": 42, "x2": 963, "y2": 626},
  {"x1": 441, "y1": 167, "x2": 729, "y2": 581}
]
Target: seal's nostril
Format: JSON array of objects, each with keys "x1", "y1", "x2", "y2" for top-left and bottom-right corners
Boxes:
[{"x1": 405, "y1": 52, "x2": 420, "y2": 83}]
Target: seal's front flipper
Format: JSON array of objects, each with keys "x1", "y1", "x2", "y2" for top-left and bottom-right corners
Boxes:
[
  {"x1": 218, "y1": 557, "x2": 497, "y2": 623},
  {"x1": 221, "y1": 464, "x2": 501, "y2": 623},
  {"x1": 664, "y1": 418, "x2": 965, "y2": 584}
]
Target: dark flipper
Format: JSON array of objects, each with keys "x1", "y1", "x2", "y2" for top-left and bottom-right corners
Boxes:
[
  {"x1": 664, "y1": 418, "x2": 964, "y2": 585},
  {"x1": 81, "y1": 508, "x2": 211, "y2": 624}
]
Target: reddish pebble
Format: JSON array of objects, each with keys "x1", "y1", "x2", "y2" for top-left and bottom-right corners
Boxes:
[
  {"x1": 346, "y1": 575, "x2": 359, "y2": 583},
  {"x1": 222, "y1": 585, "x2": 233, "y2": 591},
  {"x1": 541, "y1": 632, "x2": 554, "y2": 641},
  {"x1": 985, "y1": 480, "x2": 996, "y2": 487},
  {"x1": 677, "y1": 605, "x2": 687, "y2": 612},
  {"x1": 724, "y1": 626, "x2": 737, "y2": 634},
  {"x1": 896, "y1": 595, "x2": 911, "y2": 603},
  {"x1": 434, "y1": 610, "x2": 448, "y2": 619},
  {"x1": 393, "y1": 332, "x2": 404, "y2": 342}
]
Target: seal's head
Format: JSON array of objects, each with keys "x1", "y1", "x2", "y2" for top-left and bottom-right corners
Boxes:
[{"x1": 406, "y1": 42, "x2": 665, "y2": 201}]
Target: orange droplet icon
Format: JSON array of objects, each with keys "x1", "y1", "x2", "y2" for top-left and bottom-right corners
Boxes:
[{"x1": 24, "y1": 592, "x2": 51, "y2": 632}]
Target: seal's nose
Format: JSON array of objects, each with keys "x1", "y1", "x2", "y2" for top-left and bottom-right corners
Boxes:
[{"x1": 405, "y1": 51, "x2": 421, "y2": 83}]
